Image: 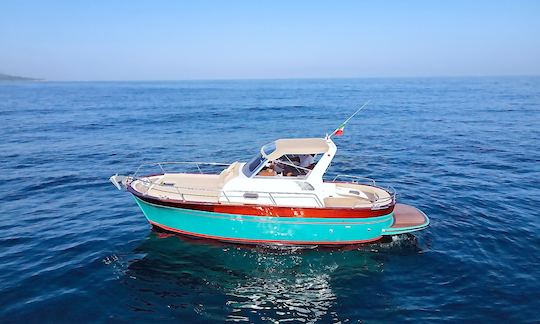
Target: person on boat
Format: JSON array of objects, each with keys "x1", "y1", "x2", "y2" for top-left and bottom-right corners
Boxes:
[
  {"x1": 277, "y1": 155, "x2": 298, "y2": 176},
  {"x1": 257, "y1": 166, "x2": 277, "y2": 176},
  {"x1": 257, "y1": 161, "x2": 279, "y2": 177},
  {"x1": 299, "y1": 154, "x2": 315, "y2": 169},
  {"x1": 270, "y1": 160, "x2": 284, "y2": 175},
  {"x1": 279, "y1": 154, "x2": 314, "y2": 177}
]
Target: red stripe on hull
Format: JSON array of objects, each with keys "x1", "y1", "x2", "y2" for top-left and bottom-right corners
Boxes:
[
  {"x1": 149, "y1": 220, "x2": 383, "y2": 245},
  {"x1": 128, "y1": 185, "x2": 394, "y2": 219}
]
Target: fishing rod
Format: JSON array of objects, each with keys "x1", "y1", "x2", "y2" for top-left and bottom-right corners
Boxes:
[{"x1": 326, "y1": 100, "x2": 370, "y2": 139}]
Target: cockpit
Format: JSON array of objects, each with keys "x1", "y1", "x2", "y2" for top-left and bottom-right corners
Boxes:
[{"x1": 241, "y1": 138, "x2": 331, "y2": 178}]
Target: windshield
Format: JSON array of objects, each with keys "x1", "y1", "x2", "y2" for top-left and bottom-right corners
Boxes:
[{"x1": 242, "y1": 153, "x2": 267, "y2": 177}]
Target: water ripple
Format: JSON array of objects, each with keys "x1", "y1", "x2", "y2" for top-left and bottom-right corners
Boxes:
[{"x1": 0, "y1": 77, "x2": 539, "y2": 322}]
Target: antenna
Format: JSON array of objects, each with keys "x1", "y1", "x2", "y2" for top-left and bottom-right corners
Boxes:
[{"x1": 327, "y1": 100, "x2": 370, "y2": 139}]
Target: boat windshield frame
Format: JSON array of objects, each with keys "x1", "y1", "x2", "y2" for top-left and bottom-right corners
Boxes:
[
  {"x1": 242, "y1": 153, "x2": 268, "y2": 177},
  {"x1": 261, "y1": 142, "x2": 276, "y2": 157},
  {"x1": 241, "y1": 141, "x2": 278, "y2": 177}
]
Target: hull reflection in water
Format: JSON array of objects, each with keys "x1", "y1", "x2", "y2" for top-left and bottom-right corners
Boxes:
[{"x1": 119, "y1": 230, "x2": 422, "y2": 322}]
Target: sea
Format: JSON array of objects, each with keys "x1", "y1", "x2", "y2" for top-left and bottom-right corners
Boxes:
[{"x1": 0, "y1": 77, "x2": 539, "y2": 323}]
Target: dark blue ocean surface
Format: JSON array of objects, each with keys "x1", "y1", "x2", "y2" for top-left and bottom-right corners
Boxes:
[{"x1": 0, "y1": 78, "x2": 539, "y2": 322}]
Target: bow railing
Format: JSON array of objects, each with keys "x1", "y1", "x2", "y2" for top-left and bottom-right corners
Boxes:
[{"x1": 132, "y1": 161, "x2": 231, "y2": 178}]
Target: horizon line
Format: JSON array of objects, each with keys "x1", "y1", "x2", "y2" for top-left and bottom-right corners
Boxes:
[{"x1": 7, "y1": 73, "x2": 540, "y2": 83}]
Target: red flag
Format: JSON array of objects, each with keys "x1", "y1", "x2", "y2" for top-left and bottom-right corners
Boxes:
[{"x1": 334, "y1": 124, "x2": 345, "y2": 136}]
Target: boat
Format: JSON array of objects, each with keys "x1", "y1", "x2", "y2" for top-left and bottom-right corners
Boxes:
[{"x1": 110, "y1": 135, "x2": 429, "y2": 246}]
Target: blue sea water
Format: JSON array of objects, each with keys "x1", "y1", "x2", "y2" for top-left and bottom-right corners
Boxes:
[{"x1": 0, "y1": 77, "x2": 539, "y2": 322}]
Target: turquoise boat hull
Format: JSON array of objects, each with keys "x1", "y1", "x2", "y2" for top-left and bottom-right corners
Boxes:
[{"x1": 134, "y1": 197, "x2": 397, "y2": 245}]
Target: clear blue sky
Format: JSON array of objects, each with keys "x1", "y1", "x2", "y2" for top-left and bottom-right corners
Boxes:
[{"x1": 1, "y1": 0, "x2": 539, "y2": 80}]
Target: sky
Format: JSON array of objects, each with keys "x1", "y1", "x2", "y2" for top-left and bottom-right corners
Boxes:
[{"x1": 1, "y1": 0, "x2": 539, "y2": 81}]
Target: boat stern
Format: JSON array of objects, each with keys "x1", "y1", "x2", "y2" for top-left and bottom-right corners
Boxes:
[{"x1": 382, "y1": 203, "x2": 430, "y2": 236}]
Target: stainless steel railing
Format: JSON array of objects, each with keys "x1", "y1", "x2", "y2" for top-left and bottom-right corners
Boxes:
[
  {"x1": 331, "y1": 174, "x2": 377, "y2": 186},
  {"x1": 328, "y1": 174, "x2": 397, "y2": 209},
  {"x1": 132, "y1": 161, "x2": 231, "y2": 178},
  {"x1": 131, "y1": 176, "x2": 325, "y2": 207},
  {"x1": 127, "y1": 163, "x2": 395, "y2": 210}
]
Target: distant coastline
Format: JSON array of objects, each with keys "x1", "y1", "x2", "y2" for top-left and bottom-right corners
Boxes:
[{"x1": 0, "y1": 72, "x2": 42, "y2": 81}]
